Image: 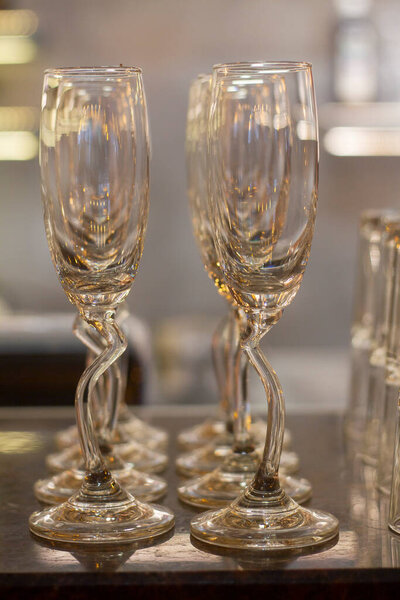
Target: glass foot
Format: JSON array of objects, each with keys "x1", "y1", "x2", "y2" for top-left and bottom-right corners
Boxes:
[
  {"x1": 46, "y1": 441, "x2": 168, "y2": 474},
  {"x1": 55, "y1": 419, "x2": 168, "y2": 452},
  {"x1": 177, "y1": 418, "x2": 291, "y2": 451},
  {"x1": 178, "y1": 451, "x2": 311, "y2": 508},
  {"x1": 190, "y1": 483, "x2": 338, "y2": 551},
  {"x1": 116, "y1": 406, "x2": 169, "y2": 450},
  {"x1": 177, "y1": 418, "x2": 226, "y2": 451},
  {"x1": 176, "y1": 443, "x2": 299, "y2": 478},
  {"x1": 34, "y1": 465, "x2": 167, "y2": 504},
  {"x1": 30, "y1": 476, "x2": 174, "y2": 545}
]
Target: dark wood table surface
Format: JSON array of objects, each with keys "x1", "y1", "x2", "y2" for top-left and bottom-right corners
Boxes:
[{"x1": 0, "y1": 405, "x2": 399, "y2": 599}]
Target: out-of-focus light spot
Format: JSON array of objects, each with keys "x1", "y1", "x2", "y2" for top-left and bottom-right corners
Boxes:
[
  {"x1": 0, "y1": 107, "x2": 38, "y2": 131},
  {"x1": 0, "y1": 131, "x2": 38, "y2": 160},
  {"x1": 0, "y1": 10, "x2": 38, "y2": 37},
  {"x1": 0, "y1": 431, "x2": 43, "y2": 454},
  {"x1": 0, "y1": 36, "x2": 37, "y2": 64},
  {"x1": 324, "y1": 127, "x2": 400, "y2": 156}
]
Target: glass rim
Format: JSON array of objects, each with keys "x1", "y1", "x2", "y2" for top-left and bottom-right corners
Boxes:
[
  {"x1": 44, "y1": 66, "x2": 142, "y2": 78},
  {"x1": 213, "y1": 61, "x2": 312, "y2": 74}
]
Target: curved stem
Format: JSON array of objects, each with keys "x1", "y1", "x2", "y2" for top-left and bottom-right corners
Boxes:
[
  {"x1": 231, "y1": 309, "x2": 254, "y2": 452},
  {"x1": 115, "y1": 304, "x2": 131, "y2": 419},
  {"x1": 240, "y1": 309, "x2": 284, "y2": 493},
  {"x1": 74, "y1": 309, "x2": 127, "y2": 475},
  {"x1": 244, "y1": 345, "x2": 284, "y2": 491},
  {"x1": 211, "y1": 313, "x2": 231, "y2": 422},
  {"x1": 73, "y1": 316, "x2": 106, "y2": 430},
  {"x1": 74, "y1": 315, "x2": 126, "y2": 445}
]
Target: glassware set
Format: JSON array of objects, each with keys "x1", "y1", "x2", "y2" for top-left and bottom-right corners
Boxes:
[
  {"x1": 345, "y1": 209, "x2": 400, "y2": 535},
  {"x1": 29, "y1": 62, "x2": 340, "y2": 551},
  {"x1": 30, "y1": 67, "x2": 174, "y2": 544}
]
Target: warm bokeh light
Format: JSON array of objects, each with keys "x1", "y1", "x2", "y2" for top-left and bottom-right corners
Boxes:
[
  {"x1": 0, "y1": 131, "x2": 38, "y2": 160},
  {"x1": 0, "y1": 10, "x2": 38, "y2": 37},
  {"x1": 324, "y1": 127, "x2": 400, "y2": 156},
  {"x1": 0, "y1": 106, "x2": 38, "y2": 131},
  {"x1": 0, "y1": 36, "x2": 37, "y2": 64}
]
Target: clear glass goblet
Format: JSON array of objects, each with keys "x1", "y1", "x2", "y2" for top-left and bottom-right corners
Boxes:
[
  {"x1": 29, "y1": 67, "x2": 174, "y2": 544},
  {"x1": 191, "y1": 62, "x2": 338, "y2": 550},
  {"x1": 177, "y1": 73, "x2": 309, "y2": 508}
]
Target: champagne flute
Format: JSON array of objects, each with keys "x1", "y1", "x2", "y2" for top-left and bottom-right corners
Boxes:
[
  {"x1": 178, "y1": 73, "x2": 310, "y2": 508},
  {"x1": 191, "y1": 61, "x2": 338, "y2": 550},
  {"x1": 30, "y1": 67, "x2": 174, "y2": 544},
  {"x1": 179, "y1": 74, "x2": 291, "y2": 452}
]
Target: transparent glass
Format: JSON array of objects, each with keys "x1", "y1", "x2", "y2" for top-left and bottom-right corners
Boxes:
[
  {"x1": 178, "y1": 73, "x2": 300, "y2": 507},
  {"x1": 178, "y1": 309, "x2": 311, "y2": 509},
  {"x1": 55, "y1": 307, "x2": 169, "y2": 453},
  {"x1": 389, "y1": 399, "x2": 400, "y2": 534},
  {"x1": 29, "y1": 67, "x2": 174, "y2": 544},
  {"x1": 190, "y1": 61, "x2": 338, "y2": 550},
  {"x1": 361, "y1": 217, "x2": 400, "y2": 465},
  {"x1": 180, "y1": 73, "x2": 286, "y2": 453},
  {"x1": 377, "y1": 229, "x2": 400, "y2": 494},
  {"x1": 180, "y1": 74, "x2": 243, "y2": 450},
  {"x1": 34, "y1": 315, "x2": 168, "y2": 505},
  {"x1": 345, "y1": 210, "x2": 400, "y2": 441}
]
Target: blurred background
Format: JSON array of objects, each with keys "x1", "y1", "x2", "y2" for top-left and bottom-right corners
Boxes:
[{"x1": 1, "y1": 0, "x2": 400, "y2": 409}]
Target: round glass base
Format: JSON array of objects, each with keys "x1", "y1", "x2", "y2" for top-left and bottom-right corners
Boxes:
[
  {"x1": 55, "y1": 416, "x2": 168, "y2": 452},
  {"x1": 177, "y1": 418, "x2": 291, "y2": 452},
  {"x1": 114, "y1": 404, "x2": 169, "y2": 450},
  {"x1": 177, "y1": 451, "x2": 311, "y2": 509},
  {"x1": 176, "y1": 443, "x2": 299, "y2": 479},
  {"x1": 46, "y1": 441, "x2": 168, "y2": 475},
  {"x1": 34, "y1": 465, "x2": 167, "y2": 505},
  {"x1": 30, "y1": 480, "x2": 174, "y2": 545},
  {"x1": 190, "y1": 483, "x2": 338, "y2": 551},
  {"x1": 389, "y1": 517, "x2": 400, "y2": 535},
  {"x1": 177, "y1": 419, "x2": 226, "y2": 451}
]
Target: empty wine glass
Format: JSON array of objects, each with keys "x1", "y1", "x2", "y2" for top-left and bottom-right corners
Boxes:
[
  {"x1": 179, "y1": 74, "x2": 291, "y2": 453},
  {"x1": 191, "y1": 61, "x2": 338, "y2": 550},
  {"x1": 177, "y1": 73, "x2": 309, "y2": 508},
  {"x1": 30, "y1": 67, "x2": 174, "y2": 544}
]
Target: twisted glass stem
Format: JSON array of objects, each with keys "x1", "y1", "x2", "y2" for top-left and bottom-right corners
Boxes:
[
  {"x1": 244, "y1": 345, "x2": 284, "y2": 492},
  {"x1": 74, "y1": 310, "x2": 127, "y2": 475},
  {"x1": 232, "y1": 309, "x2": 253, "y2": 452},
  {"x1": 241, "y1": 310, "x2": 284, "y2": 493},
  {"x1": 211, "y1": 313, "x2": 232, "y2": 423}
]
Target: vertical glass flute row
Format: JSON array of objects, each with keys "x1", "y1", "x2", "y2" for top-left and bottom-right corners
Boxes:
[
  {"x1": 190, "y1": 61, "x2": 338, "y2": 550},
  {"x1": 30, "y1": 67, "x2": 174, "y2": 545}
]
